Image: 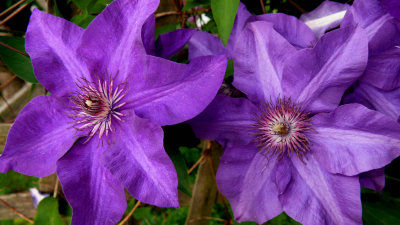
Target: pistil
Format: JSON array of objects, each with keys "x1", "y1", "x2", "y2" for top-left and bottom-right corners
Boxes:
[
  {"x1": 254, "y1": 97, "x2": 312, "y2": 160},
  {"x1": 69, "y1": 74, "x2": 128, "y2": 142}
]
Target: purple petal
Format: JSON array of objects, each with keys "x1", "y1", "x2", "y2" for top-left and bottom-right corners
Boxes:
[
  {"x1": 25, "y1": 9, "x2": 88, "y2": 97},
  {"x1": 156, "y1": 29, "x2": 195, "y2": 59},
  {"x1": 226, "y1": 2, "x2": 252, "y2": 52},
  {"x1": 142, "y1": 15, "x2": 156, "y2": 55},
  {"x1": 250, "y1": 13, "x2": 316, "y2": 49},
  {"x1": 362, "y1": 19, "x2": 400, "y2": 90},
  {"x1": 382, "y1": 0, "x2": 400, "y2": 19},
  {"x1": 345, "y1": 82, "x2": 400, "y2": 122},
  {"x1": 359, "y1": 168, "x2": 385, "y2": 193},
  {"x1": 217, "y1": 143, "x2": 283, "y2": 224},
  {"x1": 310, "y1": 104, "x2": 400, "y2": 176},
  {"x1": 129, "y1": 55, "x2": 227, "y2": 126},
  {"x1": 188, "y1": 95, "x2": 258, "y2": 146},
  {"x1": 0, "y1": 96, "x2": 79, "y2": 177},
  {"x1": 282, "y1": 26, "x2": 368, "y2": 113},
  {"x1": 281, "y1": 155, "x2": 362, "y2": 225},
  {"x1": 57, "y1": 139, "x2": 126, "y2": 225},
  {"x1": 232, "y1": 21, "x2": 296, "y2": 104},
  {"x1": 342, "y1": 0, "x2": 392, "y2": 40},
  {"x1": 343, "y1": 85, "x2": 375, "y2": 110},
  {"x1": 300, "y1": 1, "x2": 349, "y2": 39},
  {"x1": 101, "y1": 113, "x2": 179, "y2": 207},
  {"x1": 78, "y1": 0, "x2": 159, "y2": 83},
  {"x1": 188, "y1": 31, "x2": 226, "y2": 60}
]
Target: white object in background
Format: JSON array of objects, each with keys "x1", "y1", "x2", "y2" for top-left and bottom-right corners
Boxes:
[
  {"x1": 29, "y1": 188, "x2": 49, "y2": 208},
  {"x1": 196, "y1": 13, "x2": 211, "y2": 28},
  {"x1": 300, "y1": 1, "x2": 349, "y2": 38}
]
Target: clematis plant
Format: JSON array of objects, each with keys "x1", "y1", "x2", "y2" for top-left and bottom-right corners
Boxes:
[
  {"x1": 0, "y1": 0, "x2": 227, "y2": 224},
  {"x1": 188, "y1": 15, "x2": 400, "y2": 225}
]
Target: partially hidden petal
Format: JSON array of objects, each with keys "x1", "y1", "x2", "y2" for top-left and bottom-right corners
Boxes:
[
  {"x1": 25, "y1": 9, "x2": 88, "y2": 97},
  {"x1": 187, "y1": 95, "x2": 258, "y2": 146},
  {"x1": 0, "y1": 95, "x2": 78, "y2": 177},
  {"x1": 310, "y1": 104, "x2": 400, "y2": 176},
  {"x1": 142, "y1": 15, "x2": 156, "y2": 55},
  {"x1": 362, "y1": 19, "x2": 400, "y2": 90},
  {"x1": 130, "y1": 55, "x2": 227, "y2": 126},
  {"x1": 78, "y1": 0, "x2": 159, "y2": 83},
  {"x1": 102, "y1": 113, "x2": 179, "y2": 207},
  {"x1": 217, "y1": 143, "x2": 283, "y2": 224},
  {"x1": 359, "y1": 168, "x2": 385, "y2": 193},
  {"x1": 345, "y1": 82, "x2": 400, "y2": 122},
  {"x1": 382, "y1": 0, "x2": 400, "y2": 19},
  {"x1": 156, "y1": 29, "x2": 195, "y2": 59},
  {"x1": 281, "y1": 155, "x2": 362, "y2": 225},
  {"x1": 251, "y1": 13, "x2": 316, "y2": 48},
  {"x1": 188, "y1": 31, "x2": 226, "y2": 60},
  {"x1": 282, "y1": 26, "x2": 368, "y2": 114},
  {"x1": 57, "y1": 139, "x2": 126, "y2": 225},
  {"x1": 300, "y1": 1, "x2": 349, "y2": 39},
  {"x1": 226, "y1": 2, "x2": 252, "y2": 52},
  {"x1": 342, "y1": 0, "x2": 392, "y2": 40},
  {"x1": 233, "y1": 21, "x2": 296, "y2": 104}
]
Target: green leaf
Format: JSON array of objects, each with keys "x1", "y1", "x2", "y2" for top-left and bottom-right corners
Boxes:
[
  {"x1": 53, "y1": 0, "x2": 64, "y2": 18},
  {"x1": 182, "y1": 0, "x2": 210, "y2": 11},
  {"x1": 0, "y1": 36, "x2": 37, "y2": 83},
  {"x1": 155, "y1": 23, "x2": 179, "y2": 40},
  {"x1": 165, "y1": 206, "x2": 189, "y2": 225},
  {"x1": 211, "y1": 0, "x2": 239, "y2": 46},
  {"x1": 165, "y1": 147, "x2": 192, "y2": 196},
  {"x1": 132, "y1": 207, "x2": 152, "y2": 220},
  {"x1": 72, "y1": 0, "x2": 111, "y2": 13},
  {"x1": 362, "y1": 190, "x2": 400, "y2": 225},
  {"x1": 0, "y1": 218, "x2": 32, "y2": 225},
  {"x1": 71, "y1": 12, "x2": 95, "y2": 28},
  {"x1": 266, "y1": 212, "x2": 301, "y2": 225},
  {"x1": 34, "y1": 197, "x2": 63, "y2": 225},
  {"x1": 0, "y1": 170, "x2": 38, "y2": 195},
  {"x1": 225, "y1": 59, "x2": 234, "y2": 78}
]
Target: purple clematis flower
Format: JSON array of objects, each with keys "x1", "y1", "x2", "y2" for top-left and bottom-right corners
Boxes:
[
  {"x1": 189, "y1": 17, "x2": 400, "y2": 224},
  {"x1": 189, "y1": 1, "x2": 386, "y2": 194},
  {"x1": 342, "y1": 0, "x2": 400, "y2": 128},
  {"x1": 299, "y1": 0, "x2": 398, "y2": 192},
  {"x1": 0, "y1": 0, "x2": 227, "y2": 224}
]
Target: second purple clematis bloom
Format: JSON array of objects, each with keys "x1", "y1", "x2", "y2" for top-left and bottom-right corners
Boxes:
[
  {"x1": 189, "y1": 19, "x2": 400, "y2": 225},
  {"x1": 0, "y1": 0, "x2": 227, "y2": 224}
]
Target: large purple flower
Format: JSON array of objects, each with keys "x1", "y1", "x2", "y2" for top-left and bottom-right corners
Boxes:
[
  {"x1": 0, "y1": 0, "x2": 227, "y2": 224},
  {"x1": 189, "y1": 1, "x2": 386, "y2": 193},
  {"x1": 189, "y1": 19, "x2": 400, "y2": 224}
]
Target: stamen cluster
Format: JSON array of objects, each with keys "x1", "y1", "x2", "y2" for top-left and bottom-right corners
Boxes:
[
  {"x1": 254, "y1": 98, "x2": 312, "y2": 160},
  {"x1": 69, "y1": 75, "x2": 128, "y2": 142}
]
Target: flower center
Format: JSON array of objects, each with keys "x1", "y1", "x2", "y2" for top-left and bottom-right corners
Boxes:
[
  {"x1": 69, "y1": 75, "x2": 128, "y2": 142},
  {"x1": 254, "y1": 97, "x2": 312, "y2": 160},
  {"x1": 272, "y1": 122, "x2": 290, "y2": 136}
]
